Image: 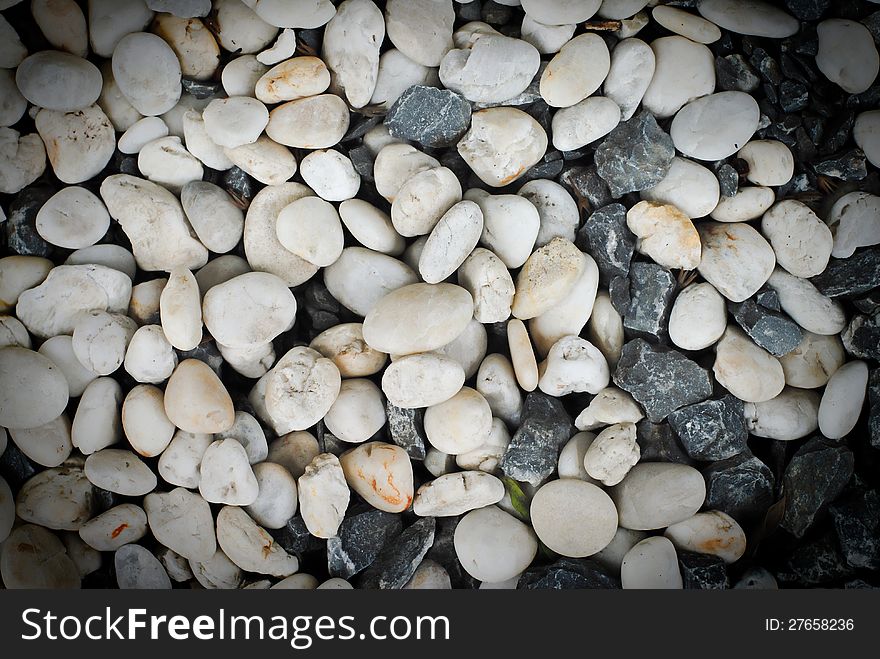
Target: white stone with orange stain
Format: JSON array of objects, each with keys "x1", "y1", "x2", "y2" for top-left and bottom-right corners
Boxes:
[
  {"x1": 538, "y1": 335, "x2": 610, "y2": 397},
  {"x1": 164, "y1": 359, "x2": 235, "y2": 434},
  {"x1": 151, "y1": 12, "x2": 219, "y2": 80},
  {"x1": 627, "y1": 201, "x2": 701, "y2": 270},
  {"x1": 340, "y1": 441, "x2": 414, "y2": 513},
  {"x1": 145, "y1": 487, "x2": 217, "y2": 562},
  {"x1": 697, "y1": 221, "x2": 776, "y2": 303},
  {"x1": 413, "y1": 471, "x2": 504, "y2": 517},
  {"x1": 198, "y1": 438, "x2": 259, "y2": 506},
  {"x1": 78, "y1": 503, "x2": 147, "y2": 552},
  {"x1": 310, "y1": 323, "x2": 388, "y2": 378},
  {"x1": 216, "y1": 506, "x2": 299, "y2": 576},
  {"x1": 122, "y1": 384, "x2": 176, "y2": 457},
  {"x1": 641, "y1": 157, "x2": 720, "y2": 219},
  {"x1": 298, "y1": 453, "x2": 350, "y2": 538},
  {"x1": 665, "y1": 510, "x2": 747, "y2": 564},
  {"x1": 424, "y1": 386, "x2": 493, "y2": 456}
]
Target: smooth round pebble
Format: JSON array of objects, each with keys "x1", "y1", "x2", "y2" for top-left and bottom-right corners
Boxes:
[
  {"x1": 453, "y1": 506, "x2": 538, "y2": 583},
  {"x1": 530, "y1": 479, "x2": 618, "y2": 557}
]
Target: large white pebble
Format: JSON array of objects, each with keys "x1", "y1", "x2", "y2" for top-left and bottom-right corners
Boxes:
[
  {"x1": 668, "y1": 282, "x2": 727, "y2": 351},
  {"x1": 697, "y1": 222, "x2": 776, "y2": 302},
  {"x1": 626, "y1": 200, "x2": 701, "y2": 270},
  {"x1": 199, "y1": 438, "x2": 259, "y2": 506},
  {"x1": 671, "y1": 92, "x2": 760, "y2": 161},
  {"x1": 710, "y1": 186, "x2": 775, "y2": 223},
  {"x1": 254, "y1": 56, "x2": 330, "y2": 103},
  {"x1": 475, "y1": 354, "x2": 522, "y2": 428},
  {"x1": 338, "y1": 199, "x2": 405, "y2": 256},
  {"x1": 642, "y1": 36, "x2": 714, "y2": 119},
  {"x1": 324, "y1": 379, "x2": 386, "y2": 444},
  {"x1": 217, "y1": 506, "x2": 298, "y2": 577},
  {"x1": 145, "y1": 487, "x2": 216, "y2": 561},
  {"x1": 298, "y1": 453, "x2": 350, "y2": 539},
  {"x1": 738, "y1": 140, "x2": 794, "y2": 187},
  {"x1": 816, "y1": 19, "x2": 879, "y2": 94},
  {"x1": 458, "y1": 248, "x2": 516, "y2": 324},
  {"x1": 603, "y1": 37, "x2": 654, "y2": 121},
  {"x1": 159, "y1": 268, "x2": 202, "y2": 351},
  {"x1": 9, "y1": 414, "x2": 72, "y2": 467},
  {"x1": 538, "y1": 335, "x2": 610, "y2": 396},
  {"x1": 300, "y1": 149, "x2": 360, "y2": 202},
  {"x1": 84, "y1": 448, "x2": 157, "y2": 496},
  {"x1": 276, "y1": 197, "x2": 345, "y2": 268},
  {"x1": 761, "y1": 200, "x2": 833, "y2": 278},
  {"x1": 151, "y1": 13, "x2": 219, "y2": 80},
  {"x1": 268, "y1": 432, "x2": 319, "y2": 480},
  {"x1": 778, "y1": 331, "x2": 845, "y2": 389},
  {"x1": 382, "y1": 353, "x2": 465, "y2": 409},
  {"x1": 224, "y1": 135, "x2": 297, "y2": 186},
  {"x1": 454, "y1": 506, "x2": 538, "y2": 582},
  {"x1": 122, "y1": 384, "x2": 176, "y2": 457},
  {"x1": 424, "y1": 386, "x2": 493, "y2": 455},
  {"x1": 621, "y1": 536, "x2": 682, "y2": 589},
  {"x1": 1, "y1": 524, "x2": 80, "y2": 589},
  {"x1": 214, "y1": 0, "x2": 278, "y2": 53},
  {"x1": 245, "y1": 462, "x2": 297, "y2": 529},
  {"x1": 324, "y1": 248, "x2": 418, "y2": 318},
  {"x1": 414, "y1": 471, "x2": 504, "y2": 517},
  {"x1": 714, "y1": 326, "x2": 785, "y2": 403},
  {"x1": 766, "y1": 268, "x2": 846, "y2": 336},
  {"x1": 512, "y1": 237, "x2": 585, "y2": 319},
  {"x1": 610, "y1": 463, "x2": 706, "y2": 530},
  {"x1": 531, "y1": 479, "x2": 618, "y2": 557},
  {"x1": 551, "y1": 96, "x2": 620, "y2": 152},
  {"x1": 180, "y1": 182, "x2": 244, "y2": 254},
  {"x1": 818, "y1": 361, "x2": 869, "y2": 440},
  {"x1": 15, "y1": 51, "x2": 101, "y2": 113},
  {"x1": 385, "y1": 0, "x2": 454, "y2": 67},
  {"x1": 266, "y1": 94, "x2": 350, "y2": 149},
  {"x1": 164, "y1": 359, "x2": 234, "y2": 434},
  {"x1": 642, "y1": 157, "x2": 720, "y2": 219},
  {"x1": 391, "y1": 166, "x2": 462, "y2": 238},
  {"x1": 744, "y1": 387, "x2": 820, "y2": 441},
  {"x1": 202, "y1": 96, "x2": 268, "y2": 149},
  {"x1": 469, "y1": 192, "x2": 540, "y2": 269},
  {"x1": 322, "y1": 0, "x2": 383, "y2": 108},
  {"x1": 540, "y1": 33, "x2": 609, "y2": 108},
  {"x1": 582, "y1": 422, "x2": 640, "y2": 487},
  {"x1": 419, "y1": 201, "x2": 483, "y2": 284},
  {"x1": 72, "y1": 310, "x2": 136, "y2": 375},
  {"x1": 263, "y1": 347, "x2": 341, "y2": 433},
  {"x1": 36, "y1": 105, "x2": 115, "y2": 184},
  {"x1": 112, "y1": 32, "x2": 182, "y2": 116},
  {"x1": 137, "y1": 136, "x2": 203, "y2": 193},
  {"x1": 79, "y1": 504, "x2": 147, "y2": 551},
  {"x1": 652, "y1": 6, "x2": 721, "y2": 44},
  {"x1": 71, "y1": 377, "x2": 122, "y2": 454},
  {"x1": 0, "y1": 347, "x2": 69, "y2": 430},
  {"x1": 374, "y1": 143, "x2": 439, "y2": 202},
  {"x1": 575, "y1": 387, "x2": 643, "y2": 432},
  {"x1": 88, "y1": 0, "x2": 154, "y2": 58},
  {"x1": 664, "y1": 510, "x2": 747, "y2": 564},
  {"x1": 35, "y1": 187, "x2": 110, "y2": 249},
  {"x1": 698, "y1": 0, "x2": 799, "y2": 38},
  {"x1": 519, "y1": 178, "x2": 579, "y2": 247},
  {"x1": 827, "y1": 192, "x2": 880, "y2": 259},
  {"x1": 310, "y1": 323, "x2": 387, "y2": 378}
]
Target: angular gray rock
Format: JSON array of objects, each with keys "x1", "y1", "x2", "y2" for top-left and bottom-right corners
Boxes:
[
  {"x1": 358, "y1": 517, "x2": 435, "y2": 589},
  {"x1": 384, "y1": 85, "x2": 472, "y2": 148},
  {"x1": 385, "y1": 401, "x2": 428, "y2": 461},
  {"x1": 575, "y1": 203, "x2": 635, "y2": 285},
  {"x1": 703, "y1": 452, "x2": 776, "y2": 523},
  {"x1": 500, "y1": 392, "x2": 575, "y2": 487},
  {"x1": 729, "y1": 297, "x2": 803, "y2": 357},
  {"x1": 327, "y1": 508, "x2": 403, "y2": 579},
  {"x1": 594, "y1": 111, "x2": 676, "y2": 198},
  {"x1": 668, "y1": 395, "x2": 749, "y2": 461},
  {"x1": 623, "y1": 263, "x2": 677, "y2": 341}
]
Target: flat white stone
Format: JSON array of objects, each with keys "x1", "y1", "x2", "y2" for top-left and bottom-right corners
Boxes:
[
  {"x1": 255, "y1": 56, "x2": 330, "y2": 103},
  {"x1": 300, "y1": 150, "x2": 360, "y2": 202},
  {"x1": 744, "y1": 387, "x2": 820, "y2": 441},
  {"x1": 263, "y1": 347, "x2": 341, "y2": 433},
  {"x1": 224, "y1": 55, "x2": 270, "y2": 97},
  {"x1": 152, "y1": 14, "x2": 219, "y2": 81},
  {"x1": 214, "y1": 0, "x2": 278, "y2": 53},
  {"x1": 0, "y1": 347, "x2": 69, "y2": 430},
  {"x1": 818, "y1": 361, "x2": 869, "y2": 440},
  {"x1": 854, "y1": 110, "x2": 880, "y2": 168},
  {"x1": 72, "y1": 310, "x2": 137, "y2": 375},
  {"x1": 582, "y1": 422, "x2": 639, "y2": 487},
  {"x1": 9, "y1": 414, "x2": 72, "y2": 467},
  {"x1": 322, "y1": 0, "x2": 383, "y2": 108},
  {"x1": 642, "y1": 36, "x2": 715, "y2": 119},
  {"x1": 414, "y1": 471, "x2": 504, "y2": 517},
  {"x1": 164, "y1": 359, "x2": 234, "y2": 434},
  {"x1": 714, "y1": 326, "x2": 785, "y2": 403},
  {"x1": 385, "y1": 0, "x2": 454, "y2": 67},
  {"x1": 419, "y1": 201, "x2": 483, "y2": 283},
  {"x1": 671, "y1": 91, "x2": 760, "y2": 161},
  {"x1": 761, "y1": 200, "x2": 833, "y2": 278},
  {"x1": 454, "y1": 506, "x2": 538, "y2": 582},
  {"x1": 538, "y1": 335, "x2": 610, "y2": 396},
  {"x1": 603, "y1": 37, "x2": 655, "y2": 121},
  {"x1": 610, "y1": 462, "x2": 706, "y2": 530},
  {"x1": 145, "y1": 487, "x2": 215, "y2": 562},
  {"x1": 621, "y1": 536, "x2": 682, "y2": 589},
  {"x1": 224, "y1": 136, "x2": 297, "y2": 186},
  {"x1": 540, "y1": 33, "x2": 609, "y2": 108},
  {"x1": 697, "y1": 222, "x2": 776, "y2": 302},
  {"x1": 266, "y1": 94, "x2": 350, "y2": 149},
  {"x1": 298, "y1": 453, "x2": 349, "y2": 538},
  {"x1": 641, "y1": 157, "x2": 720, "y2": 219},
  {"x1": 36, "y1": 105, "x2": 115, "y2": 184},
  {"x1": 698, "y1": 0, "x2": 799, "y2": 38},
  {"x1": 391, "y1": 166, "x2": 462, "y2": 238},
  {"x1": 202, "y1": 97, "x2": 268, "y2": 149},
  {"x1": 551, "y1": 96, "x2": 621, "y2": 152},
  {"x1": 627, "y1": 201, "x2": 701, "y2": 270},
  {"x1": 766, "y1": 268, "x2": 847, "y2": 336},
  {"x1": 531, "y1": 479, "x2": 617, "y2": 557},
  {"x1": 469, "y1": 191, "x2": 540, "y2": 268},
  {"x1": 216, "y1": 506, "x2": 298, "y2": 576},
  {"x1": 118, "y1": 116, "x2": 169, "y2": 154},
  {"x1": 424, "y1": 385, "x2": 493, "y2": 455},
  {"x1": 710, "y1": 186, "x2": 775, "y2": 223},
  {"x1": 1, "y1": 524, "x2": 80, "y2": 589},
  {"x1": 257, "y1": 28, "x2": 297, "y2": 65},
  {"x1": 382, "y1": 353, "x2": 465, "y2": 408},
  {"x1": 122, "y1": 384, "x2": 176, "y2": 457},
  {"x1": 245, "y1": 462, "x2": 297, "y2": 529},
  {"x1": 267, "y1": 432, "x2": 320, "y2": 480},
  {"x1": 665, "y1": 511, "x2": 747, "y2": 564},
  {"x1": 826, "y1": 192, "x2": 880, "y2": 259},
  {"x1": 738, "y1": 140, "x2": 794, "y2": 187},
  {"x1": 522, "y1": 0, "x2": 601, "y2": 25},
  {"x1": 668, "y1": 282, "x2": 727, "y2": 351},
  {"x1": 778, "y1": 331, "x2": 845, "y2": 389},
  {"x1": 0, "y1": 128, "x2": 45, "y2": 195},
  {"x1": 15, "y1": 51, "x2": 101, "y2": 113},
  {"x1": 653, "y1": 6, "x2": 721, "y2": 44},
  {"x1": 157, "y1": 430, "x2": 212, "y2": 488},
  {"x1": 816, "y1": 19, "x2": 879, "y2": 94},
  {"x1": 180, "y1": 182, "x2": 244, "y2": 255},
  {"x1": 38, "y1": 335, "x2": 99, "y2": 397},
  {"x1": 112, "y1": 32, "x2": 182, "y2": 116},
  {"x1": 84, "y1": 448, "x2": 157, "y2": 496},
  {"x1": 338, "y1": 199, "x2": 405, "y2": 256},
  {"x1": 276, "y1": 196, "x2": 344, "y2": 268},
  {"x1": 71, "y1": 377, "x2": 123, "y2": 455},
  {"x1": 79, "y1": 503, "x2": 147, "y2": 552},
  {"x1": 458, "y1": 107, "x2": 547, "y2": 187},
  {"x1": 199, "y1": 438, "x2": 259, "y2": 506}
]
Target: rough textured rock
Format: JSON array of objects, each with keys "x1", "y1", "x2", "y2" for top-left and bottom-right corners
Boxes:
[
  {"x1": 811, "y1": 247, "x2": 880, "y2": 299},
  {"x1": 729, "y1": 297, "x2": 803, "y2": 357},
  {"x1": 501, "y1": 392, "x2": 574, "y2": 486},
  {"x1": 327, "y1": 508, "x2": 403, "y2": 579},
  {"x1": 518, "y1": 558, "x2": 620, "y2": 590},
  {"x1": 703, "y1": 452, "x2": 775, "y2": 523},
  {"x1": 385, "y1": 85, "x2": 471, "y2": 148},
  {"x1": 358, "y1": 517, "x2": 435, "y2": 589},
  {"x1": 623, "y1": 263, "x2": 677, "y2": 341},
  {"x1": 384, "y1": 402, "x2": 428, "y2": 460},
  {"x1": 830, "y1": 489, "x2": 880, "y2": 570},
  {"x1": 594, "y1": 111, "x2": 676, "y2": 198},
  {"x1": 668, "y1": 396, "x2": 748, "y2": 462},
  {"x1": 574, "y1": 204, "x2": 635, "y2": 285},
  {"x1": 679, "y1": 551, "x2": 729, "y2": 590}
]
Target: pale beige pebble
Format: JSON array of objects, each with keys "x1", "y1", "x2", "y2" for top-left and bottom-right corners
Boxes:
[
  {"x1": 854, "y1": 110, "x2": 880, "y2": 168},
  {"x1": 602, "y1": 36, "x2": 654, "y2": 121},
  {"x1": 697, "y1": 222, "x2": 776, "y2": 303},
  {"x1": 256, "y1": 27, "x2": 296, "y2": 65},
  {"x1": 223, "y1": 55, "x2": 269, "y2": 97},
  {"x1": 195, "y1": 256, "x2": 251, "y2": 297},
  {"x1": 189, "y1": 548, "x2": 243, "y2": 589},
  {"x1": 0, "y1": 128, "x2": 46, "y2": 195},
  {"x1": 245, "y1": 462, "x2": 297, "y2": 529},
  {"x1": 100, "y1": 174, "x2": 209, "y2": 273},
  {"x1": 145, "y1": 487, "x2": 216, "y2": 561},
  {"x1": 455, "y1": 417, "x2": 511, "y2": 473},
  {"x1": 216, "y1": 506, "x2": 298, "y2": 577},
  {"x1": 575, "y1": 387, "x2": 644, "y2": 431},
  {"x1": 213, "y1": 0, "x2": 278, "y2": 53},
  {"x1": 298, "y1": 452, "x2": 349, "y2": 538},
  {"x1": 778, "y1": 331, "x2": 845, "y2": 389},
  {"x1": 180, "y1": 182, "x2": 244, "y2": 254},
  {"x1": 254, "y1": 56, "x2": 329, "y2": 103},
  {"x1": 16, "y1": 264, "x2": 131, "y2": 338},
  {"x1": 310, "y1": 323, "x2": 387, "y2": 378},
  {"x1": 71, "y1": 310, "x2": 137, "y2": 376},
  {"x1": 610, "y1": 462, "x2": 706, "y2": 530},
  {"x1": 467, "y1": 190, "x2": 540, "y2": 269},
  {"x1": 266, "y1": 94, "x2": 350, "y2": 149},
  {"x1": 383, "y1": 353, "x2": 464, "y2": 409},
  {"x1": 272, "y1": 574, "x2": 318, "y2": 590},
  {"x1": 78, "y1": 503, "x2": 148, "y2": 551},
  {"x1": 538, "y1": 335, "x2": 610, "y2": 397},
  {"x1": 218, "y1": 341, "x2": 275, "y2": 379},
  {"x1": 713, "y1": 326, "x2": 785, "y2": 403},
  {"x1": 161, "y1": 92, "x2": 215, "y2": 140},
  {"x1": 339, "y1": 441, "x2": 414, "y2": 514},
  {"x1": 402, "y1": 236, "x2": 429, "y2": 273},
  {"x1": 35, "y1": 105, "x2": 115, "y2": 185},
  {"x1": 518, "y1": 179, "x2": 579, "y2": 247},
  {"x1": 71, "y1": 377, "x2": 123, "y2": 454},
  {"x1": 761, "y1": 200, "x2": 833, "y2": 278},
  {"x1": 244, "y1": 184, "x2": 320, "y2": 287},
  {"x1": 668, "y1": 282, "x2": 728, "y2": 352},
  {"x1": 582, "y1": 421, "x2": 640, "y2": 487},
  {"x1": 364, "y1": 123, "x2": 404, "y2": 158},
  {"x1": 737, "y1": 140, "x2": 794, "y2": 187},
  {"x1": 557, "y1": 431, "x2": 597, "y2": 483},
  {"x1": 369, "y1": 48, "x2": 437, "y2": 109},
  {"x1": 523, "y1": 0, "x2": 601, "y2": 24},
  {"x1": 766, "y1": 268, "x2": 846, "y2": 336},
  {"x1": 158, "y1": 268, "x2": 202, "y2": 351},
  {"x1": 198, "y1": 438, "x2": 259, "y2": 505},
  {"x1": 671, "y1": 91, "x2": 761, "y2": 161},
  {"x1": 816, "y1": 19, "x2": 879, "y2": 94},
  {"x1": 224, "y1": 136, "x2": 296, "y2": 186},
  {"x1": 540, "y1": 33, "x2": 609, "y2": 108},
  {"x1": 0, "y1": 315, "x2": 30, "y2": 349},
  {"x1": 88, "y1": 0, "x2": 154, "y2": 58},
  {"x1": 299, "y1": 148, "x2": 361, "y2": 201},
  {"x1": 182, "y1": 108, "x2": 234, "y2": 171},
  {"x1": 362, "y1": 282, "x2": 473, "y2": 355},
  {"x1": 137, "y1": 135, "x2": 203, "y2": 193},
  {"x1": 118, "y1": 116, "x2": 169, "y2": 155},
  {"x1": 826, "y1": 192, "x2": 880, "y2": 259},
  {"x1": 512, "y1": 237, "x2": 585, "y2": 319},
  {"x1": 9, "y1": 413, "x2": 72, "y2": 467},
  {"x1": 322, "y1": 0, "x2": 384, "y2": 108},
  {"x1": 268, "y1": 432, "x2": 320, "y2": 480},
  {"x1": 424, "y1": 447, "x2": 457, "y2": 477},
  {"x1": 242, "y1": 0, "x2": 336, "y2": 28},
  {"x1": 0, "y1": 13, "x2": 26, "y2": 68},
  {"x1": 0, "y1": 524, "x2": 80, "y2": 589},
  {"x1": 457, "y1": 248, "x2": 515, "y2": 324},
  {"x1": 164, "y1": 359, "x2": 234, "y2": 434},
  {"x1": 151, "y1": 13, "x2": 219, "y2": 81},
  {"x1": 323, "y1": 378, "x2": 386, "y2": 444},
  {"x1": 202, "y1": 97, "x2": 269, "y2": 150},
  {"x1": 374, "y1": 143, "x2": 440, "y2": 202},
  {"x1": 652, "y1": 5, "x2": 721, "y2": 44},
  {"x1": 592, "y1": 526, "x2": 647, "y2": 575},
  {"x1": 15, "y1": 465, "x2": 94, "y2": 531},
  {"x1": 157, "y1": 430, "x2": 212, "y2": 488},
  {"x1": 0, "y1": 347, "x2": 69, "y2": 430},
  {"x1": 457, "y1": 107, "x2": 548, "y2": 188},
  {"x1": 338, "y1": 199, "x2": 406, "y2": 256},
  {"x1": 202, "y1": 271, "x2": 297, "y2": 349},
  {"x1": 418, "y1": 201, "x2": 482, "y2": 283},
  {"x1": 626, "y1": 201, "x2": 701, "y2": 270},
  {"x1": 664, "y1": 510, "x2": 746, "y2": 564},
  {"x1": 818, "y1": 360, "x2": 869, "y2": 441},
  {"x1": 414, "y1": 471, "x2": 504, "y2": 517},
  {"x1": 475, "y1": 354, "x2": 522, "y2": 428},
  {"x1": 38, "y1": 335, "x2": 99, "y2": 396},
  {"x1": 84, "y1": 448, "x2": 157, "y2": 496},
  {"x1": 0, "y1": 255, "x2": 52, "y2": 313},
  {"x1": 129, "y1": 278, "x2": 167, "y2": 325},
  {"x1": 710, "y1": 186, "x2": 775, "y2": 222},
  {"x1": 324, "y1": 248, "x2": 419, "y2": 318},
  {"x1": 384, "y1": 0, "x2": 454, "y2": 67},
  {"x1": 744, "y1": 387, "x2": 820, "y2": 441},
  {"x1": 642, "y1": 36, "x2": 715, "y2": 119},
  {"x1": 276, "y1": 196, "x2": 345, "y2": 268},
  {"x1": 15, "y1": 51, "x2": 101, "y2": 112},
  {"x1": 641, "y1": 157, "x2": 721, "y2": 220},
  {"x1": 402, "y1": 560, "x2": 450, "y2": 589},
  {"x1": 112, "y1": 32, "x2": 183, "y2": 117},
  {"x1": 97, "y1": 60, "x2": 143, "y2": 132},
  {"x1": 520, "y1": 14, "x2": 576, "y2": 54},
  {"x1": 454, "y1": 506, "x2": 538, "y2": 582},
  {"x1": 551, "y1": 96, "x2": 621, "y2": 151},
  {"x1": 35, "y1": 186, "x2": 109, "y2": 250},
  {"x1": 263, "y1": 346, "x2": 341, "y2": 433},
  {"x1": 620, "y1": 536, "x2": 682, "y2": 589},
  {"x1": 507, "y1": 318, "x2": 539, "y2": 392},
  {"x1": 214, "y1": 410, "x2": 267, "y2": 465},
  {"x1": 695, "y1": 0, "x2": 797, "y2": 37},
  {"x1": 391, "y1": 167, "x2": 462, "y2": 238},
  {"x1": 62, "y1": 531, "x2": 103, "y2": 577},
  {"x1": 424, "y1": 386, "x2": 493, "y2": 455},
  {"x1": 431, "y1": 317, "x2": 487, "y2": 380},
  {"x1": 64, "y1": 244, "x2": 137, "y2": 279},
  {"x1": 530, "y1": 479, "x2": 617, "y2": 557},
  {"x1": 122, "y1": 384, "x2": 176, "y2": 457}
]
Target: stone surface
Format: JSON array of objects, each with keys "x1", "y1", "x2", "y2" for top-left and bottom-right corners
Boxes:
[
  {"x1": 623, "y1": 263, "x2": 677, "y2": 342},
  {"x1": 327, "y1": 508, "x2": 403, "y2": 579},
  {"x1": 385, "y1": 86, "x2": 471, "y2": 148},
  {"x1": 575, "y1": 204, "x2": 635, "y2": 285},
  {"x1": 729, "y1": 297, "x2": 803, "y2": 357},
  {"x1": 668, "y1": 396, "x2": 748, "y2": 462},
  {"x1": 501, "y1": 391, "x2": 574, "y2": 486},
  {"x1": 359, "y1": 517, "x2": 435, "y2": 589},
  {"x1": 594, "y1": 111, "x2": 676, "y2": 198}
]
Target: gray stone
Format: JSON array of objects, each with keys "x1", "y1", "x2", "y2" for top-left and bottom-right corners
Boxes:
[
  {"x1": 6, "y1": 185, "x2": 54, "y2": 257},
  {"x1": 636, "y1": 420, "x2": 696, "y2": 466},
  {"x1": 327, "y1": 508, "x2": 403, "y2": 579},
  {"x1": 385, "y1": 402, "x2": 428, "y2": 461},
  {"x1": 575, "y1": 203, "x2": 635, "y2": 285},
  {"x1": 780, "y1": 437, "x2": 854, "y2": 539},
  {"x1": 668, "y1": 395, "x2": 749, "y2": 462},
  {"x1": 755, "y1": 287, "x2": 781, "y2": 311},
  {"x1": 715, "y1": 163, "x2": 739, "y2": 198},
  {"x1": 811, "y1": 247, "x2": 880, "y2": 298},
  {"x1": 561, "y1": 166, "x2": 613, "y2": 213},
  {"x1": 609, "y1": 275, "x2": 631, "y2": 316},
  {"x1": 814, "y1": 149, "x2": 868, "y2": 181},
  {"x1": 385, "y1": 86, "x2": 471, "y2": 148},
  {"x1": 594, "y1": 111, "x2": 676, "y2": 198},
  {"x1": 518, "y1": 559, "x2": 620, "y2": 590},
  {"x1": 613, "y1": 339, "x2": 713, "y2": 423},
  {"x1": 715, "y1": 54, "x2": 760, "y2": 93},
  {"x1": 359, "y1": 517, "x2": 435, "y2": 590},
  {"x1": 703, "y1": 452, "x2": 776, "y2": 524},
  {"x1": 729, "y1": 298, "x2": 803, "y2": 357},
  {"x1": 623, "y1": 263, "x2": 676, "y2": 342},
  {"x1": 869, "y1": 369, "x2": 880, "y2": 450},
  {"x1": 678, "y1": 552, "x2": 729, "y2": 590},
  {"x1": 830, "y1": 489, "x2": 880, "y2": 570},
  {"x1": 271, "y1": 516, "x2": 326, "y2": 555},
  {"x1": 785, "y1": 0, "x2": 830, "y2": 21},
  {"x1": 776, "y1": 533, "x2": 854, "y2": 585},
  {"x1": 425, "y1": 515, "x2": 479, "y2": 589},
  {"x1": 501, "y1": 392, "x2": 575, "y2": 487},
  {"x1": 842, "y1": 312, "x2": 880, "y2": 361}
]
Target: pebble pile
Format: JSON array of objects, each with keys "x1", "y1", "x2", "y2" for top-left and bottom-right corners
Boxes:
[{"x1": 1, "y1": 0, "x2": 879, "y2": 591}]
